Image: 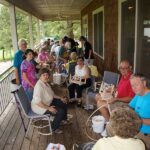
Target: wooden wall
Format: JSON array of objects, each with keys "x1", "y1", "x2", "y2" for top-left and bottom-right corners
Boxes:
[{"x1": 81, "y1": 0, "x2": 118, "y2": 74}]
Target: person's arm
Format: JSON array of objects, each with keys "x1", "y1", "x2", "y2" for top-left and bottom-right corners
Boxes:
[
  {"x1": 37, "y1": 101, "x2": 57, "y2": 114},
  {"x1": 14, "y1": 68, "x2": 20, "y2": 85},
  {"x1": 88, "y1": 49, "x2": 92, "y2": 59},
  {"x1": 81, "y1": 66, "x2": 90, "y2": 79},
  {"x1": 22, "y1": 72, "x2": 34, "y2": 88},
  {"x1": 13, "y1": 52, "x2": 20, "y2": 84},
  {"x1": 113, "y1": 96, "x2": 133, "y2": 103},
  {"x1": 142, "y1": 119, "x2": 150, "y2": 125},
  {"x1": 53, "y1": 94, "x2": 67, "y2": 104}
]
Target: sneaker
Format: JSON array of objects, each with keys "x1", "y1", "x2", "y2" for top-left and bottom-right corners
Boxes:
[
  {"x1": 54, "y1": 129, "x2": 63, "y2": 134},
  {"x1": 101, "y1": 128, "x2": 107, "y2": 137}
]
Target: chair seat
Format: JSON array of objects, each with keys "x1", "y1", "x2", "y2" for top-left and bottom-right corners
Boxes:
[{"x1": 28, "y1": 109, "x2": 50, "y2": 118}]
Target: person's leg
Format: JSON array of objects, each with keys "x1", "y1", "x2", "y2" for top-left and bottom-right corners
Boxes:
[
  {"x1": 68, "y1": 83, "x2": 76, "y2": 99},
  {"x1": 44, "y1": 107, "x2": 65, "y2": 131},
  {"x1": 51, "y1": 98, "x2": 67, "y2": 120},
  {"x1": 76, "y1": 78, "x2": 92, "y2": 98},
  {"x1": 96, "y1": 95, "x2": 110, "y2": 121},
  {"x1": 25, "y1": 88, "x2": 33, "y2": 101}
]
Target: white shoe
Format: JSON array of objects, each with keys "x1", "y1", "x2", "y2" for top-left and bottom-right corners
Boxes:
[{"x1": 101, "y1": 128, "x2": 108, "y2": 137}]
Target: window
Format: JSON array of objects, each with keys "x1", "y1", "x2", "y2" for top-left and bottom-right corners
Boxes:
[
  {"x1": 119, "y1": 0, "x2": 136, "y2": 66},
  {"x1": 82, "y1": 15, "x2": 88, "y2": 39},
  {"x1": 93, "y1": 7, "x2": 104, "y2": 59},
  {"x1": 136, "y1": 0, "x2": 150, "y2": 78}
]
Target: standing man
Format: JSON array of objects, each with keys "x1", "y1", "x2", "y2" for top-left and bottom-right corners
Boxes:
[{"x1": 13, "y1": 39, "x2": 27, "y2": 85}]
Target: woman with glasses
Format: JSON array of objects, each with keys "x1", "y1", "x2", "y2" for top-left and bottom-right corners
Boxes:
[{"x1": 68, "y1": 57, "x2": 92, "y2": 106}]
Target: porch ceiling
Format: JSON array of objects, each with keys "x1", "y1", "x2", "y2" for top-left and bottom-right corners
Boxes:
[{"x1": 5, "y1": 0, "x2": 93, "y2": 21}]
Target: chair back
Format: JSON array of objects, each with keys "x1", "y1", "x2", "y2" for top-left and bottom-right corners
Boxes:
[
  {"x1": 15, "y1": 86, "x2": 31, "y2": 116},
  {"x1": 68, "y1": 62, "x2": 77, "y2": 76},
  {"x1": 103, "y1": 71, "x2": 120, "y2": 86}
]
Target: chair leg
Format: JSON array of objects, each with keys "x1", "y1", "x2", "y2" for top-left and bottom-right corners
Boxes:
[
  {"x1": 48, "y1": 117, "x2": 53, "y2": 135},
  {"x1": 25, "y1": 119, "x2": 32, "y2": 137}
]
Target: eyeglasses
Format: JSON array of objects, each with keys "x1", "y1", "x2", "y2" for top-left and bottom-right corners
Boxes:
[{"x1": 119, "y1": 67, "x2": 129, "y2": 70}]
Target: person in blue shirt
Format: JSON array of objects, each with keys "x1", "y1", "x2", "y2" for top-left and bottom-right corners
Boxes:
[
  {"x1": 13, "y1": 39, "x2": 27, "y2": 85},
  {"x1": 129, "y1": 73, "x2": 150, "y2": 149}
]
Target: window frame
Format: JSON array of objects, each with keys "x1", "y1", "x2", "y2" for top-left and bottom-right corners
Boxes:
[{"x1": 92, "y1": 6, "x2": 105, "y2": 59}]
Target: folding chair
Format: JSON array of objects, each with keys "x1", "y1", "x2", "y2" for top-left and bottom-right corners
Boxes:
[
  {"x1": 11, "y1": 85, "x2": 52, "y2": 137},
  {"x1": 103, "y1": 71, "x2": 120, "y2": 86},
  {"x1": 85, "y1": 71, "x2": 120, "y2": 110}
]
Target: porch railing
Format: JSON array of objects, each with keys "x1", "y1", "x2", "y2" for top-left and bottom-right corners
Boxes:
[{"x1": 0, "y1": 66, "x2": 14, "y2": 115}]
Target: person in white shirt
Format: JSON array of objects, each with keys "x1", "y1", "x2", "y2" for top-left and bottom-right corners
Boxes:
[
  {"x1": 68, "y1": 57, "x2": 91, "y2": 106},
  {"x1": 92, "y1": 107, "x2": 145, "y2": 150},
  {"x1": 31, "y1": 68, "x2": 68, "y2": 134}
]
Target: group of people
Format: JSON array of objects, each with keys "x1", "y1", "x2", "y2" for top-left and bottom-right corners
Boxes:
[
  {"x1": 13, "y1": 36, "x2": 150, "y2": 149},
  {"x1": 13, "y1": 36, "x2": 94, "y2": 133},
  {"x1": 93, "y1": 60, "x2": 150, "y2": 150}
]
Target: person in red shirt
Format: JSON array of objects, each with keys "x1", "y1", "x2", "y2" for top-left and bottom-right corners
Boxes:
[{"x1": 96, "y1": 60, "x2": 135, "y2": 121}]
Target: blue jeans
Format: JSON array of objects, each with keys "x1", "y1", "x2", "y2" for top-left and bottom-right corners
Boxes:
[
  {"x1": 25, "y1": 88, "x2": 33, "y2": 101},
  {"x1": 45, "y1": 98, "x2": 67, "y2": 131}
]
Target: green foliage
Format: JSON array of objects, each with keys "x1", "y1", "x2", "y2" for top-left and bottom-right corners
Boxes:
[
  {"x1": 0, "y1": 5, "x2": 12, "y2": 51},
  {"x1": 0, "y1": 4, "x2": 81, "y2": 61},
  {"x1": 16, "y1": 10, "x2": 30, "y2": 44},
  {"x1": 43, "y1": 20, "x2": 81, "y2": 40}
]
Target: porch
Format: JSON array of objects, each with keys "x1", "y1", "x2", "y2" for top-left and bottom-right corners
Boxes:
[{"x1": 0, "y1": 98, "x2": 100, "y2": 150}]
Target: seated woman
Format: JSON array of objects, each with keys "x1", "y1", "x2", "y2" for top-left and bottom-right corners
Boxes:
[
  {"x1": 92, "y1": 107, "x2": 145, "y2": 150},
  {"x1": 62, "y1": 52, "x2": 77, "y2": 74},
  {"x1": 21, "y1": 49, "x2": 37, "y2": 101},
  {"x1": 37, "y1": 45, "x2": 54, "y2": 64},
  {"x1": 31, "y1": 68, "x2": 68, "y2": 134},
  {"x1": 68, "y1": 57, "x2": 92, "y2": 106},
  {"x1": 129, "y1": 74, "x2": 150, "y2": 150}
]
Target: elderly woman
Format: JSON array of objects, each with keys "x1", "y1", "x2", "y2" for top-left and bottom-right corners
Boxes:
[
  {"x1": 129, "y1": 74, "x2": 150, "y2": 150},
  {"x1": 92, "y1": 107, "x2": 145, "y2": 150},
  {"x1": 68, "y1": 57, "x2": 92, "y2": 106},
  {"x1": 31, "y1": 68, "x2": 68, "y2": 134}
]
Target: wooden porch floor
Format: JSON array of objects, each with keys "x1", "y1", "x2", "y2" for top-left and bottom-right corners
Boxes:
[{"x1": 0, "y1": 100, "x2": 101, "y2": 150}]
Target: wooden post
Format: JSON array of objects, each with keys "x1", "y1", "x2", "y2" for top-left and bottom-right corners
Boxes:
[{"x1": 9, "y1": 4, "x2": 18, "y2": 52}]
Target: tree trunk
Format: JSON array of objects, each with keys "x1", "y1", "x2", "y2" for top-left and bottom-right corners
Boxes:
[
  {"x1": 66, "y1": 20, "x2": 74, "y2": 39},
  {"x1": 2, "y1": 48, "x2": 5, "y2": 61}
]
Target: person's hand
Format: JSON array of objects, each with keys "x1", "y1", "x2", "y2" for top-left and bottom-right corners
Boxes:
[
  {"x1": 16, "y1": 78, "x2": 20, "y2": 85},
  {"x1": 107, "y1": 97, "x2": 117, "y2": 104},
  {"x1": 48, "y1": 106, "x2": 57, "y2": 114},
  {"x1": 95, "y1": 93, "x2": 101, "y2": 102},
  {"x1": 61, "y1": 97, "x2": 67, "y2": 104}
]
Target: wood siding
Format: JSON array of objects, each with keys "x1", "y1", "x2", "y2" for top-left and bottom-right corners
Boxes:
[{"x1": 81, "y1": 0, "x2": 118, "y2": 74}]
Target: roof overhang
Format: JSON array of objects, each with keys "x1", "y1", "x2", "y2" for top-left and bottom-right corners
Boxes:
[{"x1": 4, "y1": 0, "x2": 93, "y2": 21}]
